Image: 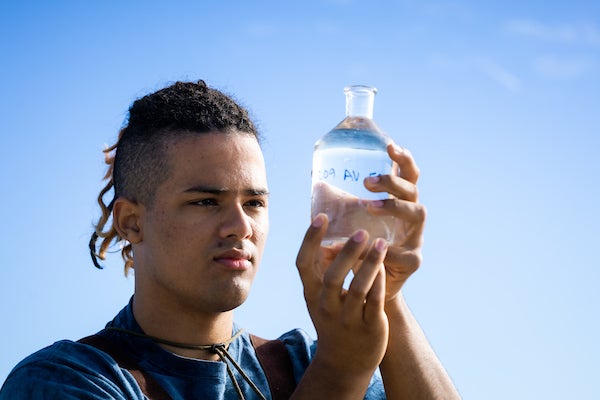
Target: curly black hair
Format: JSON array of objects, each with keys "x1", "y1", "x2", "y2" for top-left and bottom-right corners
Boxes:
[{"x1": 90, "y1": 80, "x2": 259, "y2": 273}]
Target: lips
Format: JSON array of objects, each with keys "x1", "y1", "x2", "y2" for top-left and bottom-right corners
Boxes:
[{"x1": 213, "y1": 249, "x2": 253, "y2": 270}]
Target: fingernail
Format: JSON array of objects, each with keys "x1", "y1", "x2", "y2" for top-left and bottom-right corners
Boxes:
[
  {"x1": 392, "y1": 144, "x2": 408, "y2": 158},
  {"x1": 312, "y1": 214, "x2": 325, "y2": 228},
  {"x1": 367, "y1": 175, "x2": 381, "y2": 184},
  {"x1": 352, "y1": 230, "x2": 367, "y2": 243},
  {"x1": 374, "y1": 238, "x2": 388, "y2": 252},
  {"x1": 371, "y1": 200, "x2": 385, "y2": 208}
]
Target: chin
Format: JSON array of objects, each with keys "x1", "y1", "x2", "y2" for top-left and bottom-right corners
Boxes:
[{"x1": 212, "y1": 283, "x2": 253, "y2": 312}]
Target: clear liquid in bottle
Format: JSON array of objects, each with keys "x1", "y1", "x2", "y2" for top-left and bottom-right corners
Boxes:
[{"x1": 311, "y1": 85, "x2": 401, "y2": 247}]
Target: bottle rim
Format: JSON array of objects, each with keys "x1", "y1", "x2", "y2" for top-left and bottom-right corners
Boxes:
[{"x1": 344, "y1": 85, "x2": 378, "y2": 94}]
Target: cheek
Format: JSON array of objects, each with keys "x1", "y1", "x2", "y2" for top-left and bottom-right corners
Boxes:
[
  {"x1": 252, "y1": 219, "x2": 269, "y2": 252},
  {"x1": 255, "y1": 214, "x2": 270, "y2": 237},
  {"x1": 147, "y1": 216, "x2": 190, "y2": 257}
]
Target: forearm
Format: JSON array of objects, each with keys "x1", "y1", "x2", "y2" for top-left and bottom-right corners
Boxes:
[
  {"x1": 290, "y1": 354, "x2": 375, "y2": 400},
  {"x1": 380, "y1": 293, "x2": 460, "y2": 400}
]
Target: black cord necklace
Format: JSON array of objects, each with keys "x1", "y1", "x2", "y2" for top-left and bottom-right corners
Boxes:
[
  {"x1": 106, "y1": 326, "x2": 243, "y2": 351},
  {"x1": 106, "y1": 326, "x2": 267, "y2": 400}
]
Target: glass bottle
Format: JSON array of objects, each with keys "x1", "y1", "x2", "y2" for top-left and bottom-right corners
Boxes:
[{"x1": 311, "y1": 85, "x2": 399, "y2": 247}]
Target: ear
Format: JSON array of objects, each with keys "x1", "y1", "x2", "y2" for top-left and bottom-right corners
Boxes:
[{"x1": 113, "y1": 197, "x2": 144, "y2": 244}]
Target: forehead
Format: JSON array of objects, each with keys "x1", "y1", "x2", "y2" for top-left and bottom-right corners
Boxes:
[{"x1": 162, "y1": 132, "x2": 267, "y2": 188}]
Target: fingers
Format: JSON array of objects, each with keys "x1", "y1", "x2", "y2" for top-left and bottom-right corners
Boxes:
[
  {"x1": 365, "y1": 201, "x2": 425, "y2": 254},
  {"x1": 298, "y1": 208, "x2": 392, "y2": 332},
  {"x1": 345, "y1": 238, "x2": 387, "y2": 321},
  {"x1": 364, "y1": 174, "x2": 418, "y2": 202},
  {"x1": 365, "y1": 199, "x2": 426, "y2": 248},
  {"x1": 388, "y1": 143, "x2": 420, "y2": 184},
  {"x1": 296, "y1": 213, "x2": 329, "y2": 291},
  {"x1": 385, "y1": 246, "x2": 422, "y2": 275},
  {"x1": 300, "y1": 219, "x2": 388, "y2": 321},
  {"x1": 357, "y1": 141, "x2": 425, "y2": 298},
  {"x1": 322, "y1": 230, "x2": 370, "y2": 306},
  {"x1": 319, "y1": 235, "x2": 387, "y2": 327},
  {"x1": 363, "y1": 143, "x2": 420, "y2": 202},
  {"x1": 367, "y1": 198, "x2": 426, "y2": 223},
  {"x1": 364, "y1": 262, "x2": 386, "y2": 323},
  {"x1": 362, "y1": 142, "x2": 427, "y2": 248}
]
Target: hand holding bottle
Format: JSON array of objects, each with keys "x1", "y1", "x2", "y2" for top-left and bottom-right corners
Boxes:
[
  {"x1": 313, "y1": 142, "x2": 424, "y2": 300},
  {"x1": 363, "y1": 143, "x2": 425, "y2": 301},
  {"x1": 294, "y1": 216, "x2": 390, "y2": 398}
]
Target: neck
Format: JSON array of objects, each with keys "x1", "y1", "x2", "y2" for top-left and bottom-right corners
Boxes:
[{"x1": 132, "y1": 293, "x2": 235, "y2": 360}]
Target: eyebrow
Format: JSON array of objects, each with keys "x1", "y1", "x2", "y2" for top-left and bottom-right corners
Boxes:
[{"x1": 183, "y1": 186, "x2": 270, "y2": 196}]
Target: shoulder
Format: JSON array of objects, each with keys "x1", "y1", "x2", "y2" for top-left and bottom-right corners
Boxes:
[
  {"x1": 0, "y1": 340, "x2": 143, "y2": 400},
  {"x1": 277, "y1": 328, "x2": 317, "y2": 359},
  {"x1": 271, "y1": 329, "x2": 317, "y2": 383}
]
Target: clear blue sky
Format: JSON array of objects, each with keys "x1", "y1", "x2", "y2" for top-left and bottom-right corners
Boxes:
[{"x1": 1, "y1": 1, "x2": 599, "y2": 398}]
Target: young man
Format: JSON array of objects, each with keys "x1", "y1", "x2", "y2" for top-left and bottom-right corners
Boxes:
[{"x1": 0, "y1": 81, "x2": 459, "y2": 399}]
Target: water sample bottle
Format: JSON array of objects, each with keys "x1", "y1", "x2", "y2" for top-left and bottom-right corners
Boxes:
[{"x1": 312, "y1": 85, "x2": 400, "y2": 247}]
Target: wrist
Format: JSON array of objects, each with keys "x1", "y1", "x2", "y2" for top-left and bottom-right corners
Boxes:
[
  {"x1": 296, "y1": 353, "x2": 374, "y2": 399},
  {"x1": 313, "y1": 349, "x2": 377, "y2": 381},
  {"x1": 384, "y1": 291, "x2": 406, "y2": 313},
  {"x1": 383, "y1": 293, "x2": 413, "y2": 342}
]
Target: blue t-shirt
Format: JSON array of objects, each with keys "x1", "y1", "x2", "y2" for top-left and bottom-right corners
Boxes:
[{"x1": 0, "y1": 300, "x2": 385, "y2": 399}]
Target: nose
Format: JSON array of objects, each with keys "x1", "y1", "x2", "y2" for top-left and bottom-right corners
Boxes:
[{"x1": 219, "y1": 203, "x2": 253, "y2": 239}]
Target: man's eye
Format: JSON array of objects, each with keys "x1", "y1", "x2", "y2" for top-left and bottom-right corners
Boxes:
[
  {"x1": 245, "y1": 199, "x2": 266, "y2": 208},
  {"x1": 194, "y1": 199, "x2": 218, "y2": 206}
]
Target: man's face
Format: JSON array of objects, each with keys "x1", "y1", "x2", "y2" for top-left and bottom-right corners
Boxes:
[{"x1": 133, "y1": 132, "x2": 269, "y2": 314}]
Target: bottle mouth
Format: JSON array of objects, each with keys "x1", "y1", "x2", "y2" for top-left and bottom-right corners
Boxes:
[{"x1": 344, "y1": 85, "x2": 377, "y2": 95}]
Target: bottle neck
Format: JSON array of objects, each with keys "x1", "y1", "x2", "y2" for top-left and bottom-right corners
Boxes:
[{"x1": 345, "y1": 85, "x2": 377, "y2": 119}]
